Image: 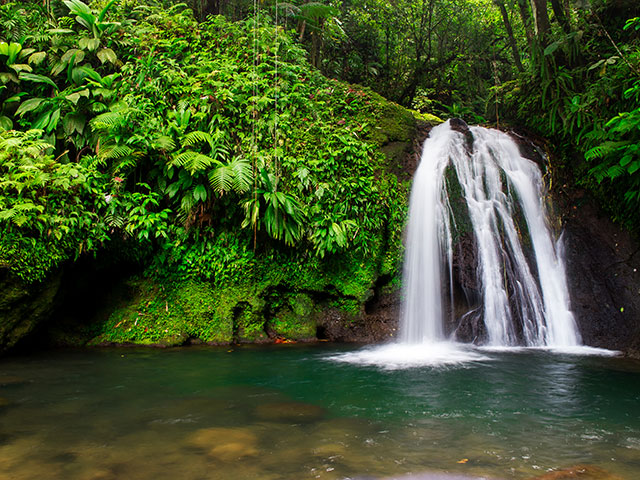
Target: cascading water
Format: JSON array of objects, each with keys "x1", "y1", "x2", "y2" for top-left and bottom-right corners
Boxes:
[{"x1": 400, "y1": 120, "x2": 581, "y2": 348}]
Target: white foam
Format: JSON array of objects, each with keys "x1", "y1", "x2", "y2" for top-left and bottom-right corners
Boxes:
[
  {"x1": 327, "y1": 342, "x2": 492, "y2": 370},
  {"x1": 532, "y1": 345, "x2": 620, "y2": 356},
  {"x1": 477, "y1": 345, "x2": 620, "y2": 356}
]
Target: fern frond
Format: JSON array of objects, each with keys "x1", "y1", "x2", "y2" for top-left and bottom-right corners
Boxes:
[
  {"x1": 229, "y1": 156, "x2": 252, "y2": 192},
  {"x1": 152, "y1": 135, "x2": 176, "y2": 151},
  {"x1": 105, "y1": 214, "x2": 125, "y2": 228},
  {"x1": 585, "y1": 141, "x2": 628, "y2": 161},
  {"x1": 182, "y1": 130, "x2": 213, "y2": 148},
  {"x1": 90, "y1": 111, "x2": 125, "y2": 130},
  {"x1": 101, "y1": 144, "x2": 134, "y2": 160},
  {"x1": 606, "y1": 164, "x2": 626, "y2": 179}
]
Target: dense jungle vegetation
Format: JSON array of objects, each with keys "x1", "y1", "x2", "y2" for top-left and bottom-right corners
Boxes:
[{"x1": 0, "y1": 0, "x2": 638, "y2": 347}]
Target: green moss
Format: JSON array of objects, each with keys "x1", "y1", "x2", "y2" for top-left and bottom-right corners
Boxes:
[
  {"x1": 91, "y1": 278, "x2": 234, "y2": 346},
  {"x1": 232, "y1": 294, "x2": 268, "y2": 343},
  {"x1": 175, "y1": 281, "x2": 233, "y2": 343},
  {"x1": 413, "y1": 111, "x2": 444, "y2": 125},
  {"x1": 365, "y1": 90, "x2": 417, "y2": 147},
  {"x1": 268, "y1": 294, "x2": 316, "y2": 340}
]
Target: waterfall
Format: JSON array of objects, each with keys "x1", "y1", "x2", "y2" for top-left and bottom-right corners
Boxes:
[{"x1": 400, "y1": 120, "x2": 581, "y2": 347}]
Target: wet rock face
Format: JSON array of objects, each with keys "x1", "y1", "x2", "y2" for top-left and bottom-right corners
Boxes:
[
  {"x1": 507, "y1": 128, "x2": 549, "y2": 167},
  {"x1": 449, "y1": 118, "x2": 473, "y2": 153},
  {"x1": 0, "y1": 269, "x2": 61, "y2": 354},
  {"x1": 560, "y1": 197, "x2": 640, "y2": 353},
  {"x1": 452, "y1": 233, "x2": 479, "y2": 293}
]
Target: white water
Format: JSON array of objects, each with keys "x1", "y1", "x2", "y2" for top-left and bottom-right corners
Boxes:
[{"x1": 400, "y1": 121, "x2": 581, "y2": 348}]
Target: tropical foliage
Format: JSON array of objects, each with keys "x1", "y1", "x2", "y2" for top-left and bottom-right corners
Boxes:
[
  {"x1": 0, "y1": 0, "x2": 407, "y2": 286},
  {"x1": 1, "y1": 0, "x2": 638, "y2": 285}
]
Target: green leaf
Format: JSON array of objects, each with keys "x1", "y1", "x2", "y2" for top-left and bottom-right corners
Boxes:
[
  {"x1": 61, "y1": 48, "x2": 85, "y2": 65},
  {"x1": 4, "y1": 93, "x2": 26, "y2": 103},
  {"x1": 66, "y1": 92, "x2": 82, "y2": 105},
  {"x1": 15, "y1": 98, "x2": 44, "y2": 116},
  {"x1": 98, "y1": 0, "x2": 119, "y2": 23},
  {"x1": 27, "y1": 52, "x2": 47, "y2": 65},
  {"x1": 47, "y1": 28, "x2": 75, "y2": 35},
  {"x1": 0, "y1": 116, "x2": 12, "y2": 131},
  {"x1": 543, "y1": 41, "x2": 561, "y2": 56},
  {"x1": 97, "y1": 48, "x2": 117, "y2": 65},
  {"x1": 62, "y1": 113, "x2": 86, "y2": 136},
  {"x1": 0, "y1": 42, "x2": 22, "y2": 64},
  {"x1": 32, "y1": 110, "x2": 52, "y2": 130},
  {"x1": 19, "y1": 73, "x2": 58, "y2": 90},
  {"x1": 47, "y1": 109, "x2": 61, "y2": 133},
  {"x1": 0, "y1": 72, "x2": 18, "y2": 84},
  {"x1": 77, "y1": 66, "x2": 102, "y2": 82},
  {"x1": 10, "y1": 64, "x2": 32, "y2": 74},
  {"x1": 193, "y1": 184, "x2": 208, "y2": 202}
]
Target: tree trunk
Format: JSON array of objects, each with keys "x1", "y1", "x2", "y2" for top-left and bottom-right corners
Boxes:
[
  {"x1": 516, "y1": 0, "x2": 535, "y2": 52},
  {"x1": 550, "y1": 0, "x2": 571, "y2": 33},
  {"x1": 494, "y1": 0, "x2": 524, "y2": 71},
  {"x1": 529, "y1": 0, "x2": 551, "y2": 43}
]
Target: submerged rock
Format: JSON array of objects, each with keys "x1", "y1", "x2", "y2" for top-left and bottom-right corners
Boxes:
[
  {"x1": 185, "y1": 427, "x2": 259, "y2": 461},
  {"x1": 254, "y1": 401, "x2": 325, "y2": 423}
]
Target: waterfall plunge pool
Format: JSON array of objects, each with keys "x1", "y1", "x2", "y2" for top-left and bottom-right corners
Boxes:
[{"x1": 0, "y1": 344, "x2": 638, "y2": 480}]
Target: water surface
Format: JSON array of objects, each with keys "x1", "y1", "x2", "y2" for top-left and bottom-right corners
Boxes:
[{"x1": 0, "y1": 344, "x2": 638, "y2": 479}]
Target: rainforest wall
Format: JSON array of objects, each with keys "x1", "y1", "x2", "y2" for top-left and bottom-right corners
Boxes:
[{"x1": 0, "y1": 0, "x2": 638, "y2": 354}]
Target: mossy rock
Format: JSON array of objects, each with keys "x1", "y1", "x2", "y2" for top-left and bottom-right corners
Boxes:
[
  {"x1": 268, "y1": 294, "x2": 316, "y2": 340},
  {"x1": 413, "y1": 111, "x2": 444, "y2": 126},
  {"x1": 367, "y1": 91, "x2": 417, "y2": 146},
  {"x1": 175, "y1": 281, "x2": 233, "y2": 343},
  {"x1": 233, "y1": 298, "x2": 269, "y2": 343}
]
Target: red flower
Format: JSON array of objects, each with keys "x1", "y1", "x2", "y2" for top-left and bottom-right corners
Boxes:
[{"x1": 114, "y1": 176, "x2": 123, "y2": 183}]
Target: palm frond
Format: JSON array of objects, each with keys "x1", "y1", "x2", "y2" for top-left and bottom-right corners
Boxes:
[
  {"x1": 208, "y1": 164, "x2": 235, "y2": 195},
  {"x1": 172, "y1": 151, "x2": 219, "y2": 174}
]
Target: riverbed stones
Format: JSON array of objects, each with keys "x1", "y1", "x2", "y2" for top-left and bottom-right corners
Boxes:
[
  {"x1": 186, "y1": 427, "x2": 259, "y2": 461},
  {"x1": 527, "y1": 464, "x2": 623, "y2": 480},
  {"x1": 254, "y1": 401, "x2": 325, "y2": 423}
]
